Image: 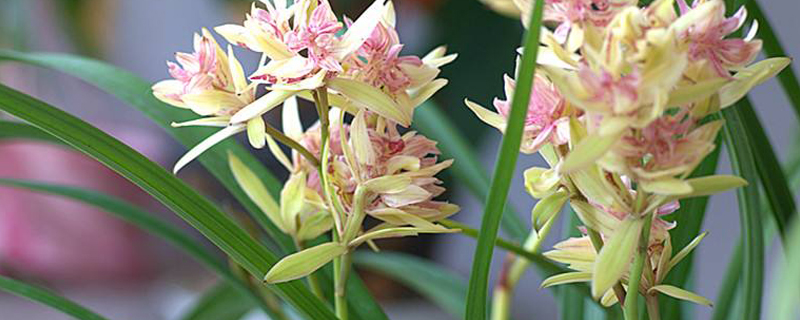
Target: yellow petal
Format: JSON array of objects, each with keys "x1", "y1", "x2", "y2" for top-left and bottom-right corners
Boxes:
[
  {"x1": 230, "y1": 90, "x2": 296, "y2": 123},
  {"x1": 152, "y1": 80, "x2": 188, "y2": 108},
  {"x1": 648, "y1": 285, "x2": 713, "y2": 307},
  {"x1": 334, "y1": 0, "x2": 387, "y2": 60},
  {"x1": 280, "y1": 172, "x2": 306, "y2": 233},
  {"x1": 640, "y1": 178, "x2": 693, "y2": 195},
  {"x1": 351, "y1": 110, "x2": 376, "y2": 165},
  {"x1": 174, "y1": 124, "x2": 245, "y2": 174},
  {"x1": 719, "y1": 57, "x2": 791, "y2": 108},
  {"x1": 228, "y1": 152, "x2": 285, "y2": 232},
  {"x1": 464, "y1": 99, "x2": 506, "y2": 132},
  {"x1": 171, "y1": 116, "x2": 230, "y2": 128},
  {"x1": 328, "y1": 77, "x2": 410, "y2": 126},
  {"x1": 247, "y1": 116, "x2": 267, "y2": 149},
  {"x1": 264, "y1": 242, "x2": 346, "y2": 283},
  {"x1": 560, "y1": 132, "x2": 622, "y2": 173},
  {"x1": 592, "y1": 217, "x2": 644, "y2": 298},
  {"x1": 182, "y1": 90, "x2": 243, "y2": 116},
  {"x1": 281, "y1": 96, "x2": 304, "y2": 139}
]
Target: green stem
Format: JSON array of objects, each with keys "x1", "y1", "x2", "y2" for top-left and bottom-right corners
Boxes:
[
  {"x1": 334, "y1": 252, "x2": 352, "y2": 320},
  {"x1": 624, "y1": 213, "x2": 654, "y2": 320},
  {"x1": 265, "y1": 124, "x2": 320, "y2": 168},
  {"x1": 490, "y1": 216, "x2": 558, "y2": 320},
  {"x1": 646, "y1": 294, "x2": 661, "y2": 320}
]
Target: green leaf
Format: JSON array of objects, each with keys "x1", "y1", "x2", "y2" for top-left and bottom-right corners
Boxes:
[
  {"x1": 0, "y1": 49, "x2": 293, "y2": 253},
  {"x1": 354, "y1": 251, "x2": 467, "y2": 319},
  {"x1": 465, "y1": 0, "x2": 546, "y2": 318},
  {"x1": 0, "y1": 84, "x2": 336, "y2": 320},
  {"x1": 0, "y1": 275, "x2": 109, "y2": 320},
  {"x1": 735, "y1": 98, "x2": 796, "y2": 240},
  {"x1": 0, "y1": 177, "x2": 279, "y2": 318},
  {"x1": 770, "y1": 217, "x2": 800, "y2": 320},
  {"x1": 648, "y1": 285, "x2": 712, "y2": 307},
  {"x1": 180, "y1": 283, "x2": 255, "y2": 320},
  {"x1": 721, "y1": 106, "x2": 764, "y2": 320},
  {"x1": 265, "y1": 242, "x2": 347, "y2": 284},
  {"x1": 414, "y1": 104, "x2": 527, "y2": 240},
  {"x1": 0, "y1": 120, "x2": 62, "y2": 144},
  {"x1": 710, "y1": 240, "x2": 743, "y2": 320},
  {"x1": 659, "y1": 142, "x2": 721, "y2": 320}
]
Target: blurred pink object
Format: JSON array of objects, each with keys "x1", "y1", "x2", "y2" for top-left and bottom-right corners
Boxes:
[{"x1": 0, "y1": 141, "x2": 155, "y2": 283}]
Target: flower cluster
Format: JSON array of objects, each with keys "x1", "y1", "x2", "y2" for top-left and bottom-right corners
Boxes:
[
  {"x1": 470, "y1": 0, "x2": 788, "y2": 310},
  {"x1": 154, "y1": 0, "x2": 459, "y2": 285}
]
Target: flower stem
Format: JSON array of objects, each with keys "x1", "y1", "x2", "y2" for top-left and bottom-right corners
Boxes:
[
  {"x1": 646, "y1": 293, "x2": 661, "y2": 320},
  {"x1": 490, "y1": 216, "x2": 558, "y2": 320},
  {"x1": 623, "y1": 212, "x2": 654, "y2": 320},
  {"x1": 265, "y1": 124, "x2": 320, "y2": 168},
  {"x1": 333, "y1": 244, "x2": 351, "y2": 320}
]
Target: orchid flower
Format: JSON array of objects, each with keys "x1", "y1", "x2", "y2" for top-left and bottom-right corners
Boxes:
[
  {"x1": 216, "y1": 0, "x2": 455, "y2": 128},
  {"x1": 598, "y1": 109, "x2": 723, "y2": 195},
  {"x1": 152, "y1": 29, "x2": 270, "y2": 173},
  {"x1": 674, "y1": 0, "x2": 762, "y2": 78},
  {"x1": 542, "y1": 229, "x2": 713, "y2": 307},
  {"x1": 465, "y1": 72, "x2": 571, "y2": 154}
]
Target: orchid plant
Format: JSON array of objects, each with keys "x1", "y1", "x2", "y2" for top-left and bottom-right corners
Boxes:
[{"x1": 0, "y1": 0, "x2": 798, "y2": 320}]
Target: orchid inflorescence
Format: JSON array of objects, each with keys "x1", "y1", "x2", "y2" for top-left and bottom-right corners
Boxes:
[
  {"x1": 152, "y1": 0, "x2": 459, "y2": 299},
  {"x1": 469, "y1": 0, "x2": 788, "y2": 316}
]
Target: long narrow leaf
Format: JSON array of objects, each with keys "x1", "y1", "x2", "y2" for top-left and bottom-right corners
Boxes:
[
  {"x1": 415, "y1": 105, "x2": 527, "y2": 240},
  {"x1": 0, "y1": 50, "x2": 292, "y2": 252},
  {"x1": 0, "y1": 120, "x2": 62, "y2": 144},
  {"x1": 354, "y1": 252, "x2": 467, "y2": 319},
  {"x1": 659, "y1": 143, "x2": 721, "y2": 320},
  {"x1": 464, "y1": 0, "x2": 546, "y2": 317},
  {"x1": 771, "y1": 217, "x2": 800, "y2": 320},
  {"x1": 0, "y1": 84, "x2": 336, "y2": 320},
  {"x1": 0, "y1": 51, "x2": 389, "y2": 320},
  {"x1": 0, "y1": 178, "x2": 277, "y2": 318},
  {"x1": 720, "y1": 106, "x2": 764, "y2": 320},
  {"x1": 0, "y1": 275, "x2": 110, "y2": 320},
  {"x1": 737, "y1": 98, "x2": 795, "y2": 239},
  {"x1": 180, "y1": 283, "x2": 256, "y2": 320},
  {"x1": 710, "y1": 240, "x2": 743, "y2": 320}
]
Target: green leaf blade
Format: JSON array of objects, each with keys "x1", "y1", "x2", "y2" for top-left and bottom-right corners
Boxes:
[
  {"x1": 0, "y1": 84, "x2": 336, "y2": 320},
  {"x1": 721, "y1": 105, "x2": 765, "y2": 320},
  {"x1": 464, "y1": 0, "x2": 546, "y2": 317},
  {"x1": 0, "y1": 275, "x2": 110, "y2": 320}
]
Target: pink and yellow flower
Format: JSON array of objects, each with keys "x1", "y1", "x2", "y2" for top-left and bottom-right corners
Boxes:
[
  {"x1": 152, "y1": 29, "x2": 270, "y2": 173},
  {"x1": 465, "y1": 73, "x2": 571, "y2": 154},
  {"x1": 674, "y1": 0, "x2": 762, "y2": 77}
]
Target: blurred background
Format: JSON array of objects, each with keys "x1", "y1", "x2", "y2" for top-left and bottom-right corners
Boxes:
[{"x1": 0, "y1": 0, "x2": 798, "y2": 319}]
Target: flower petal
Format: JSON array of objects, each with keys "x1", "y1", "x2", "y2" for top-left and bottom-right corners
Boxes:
[
  {"x1": 230, "y1": 89, "x2": 296, "y2": 123},
  {"x1": 174, "y1": 124, "x2": 245, "y2": 174}
]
